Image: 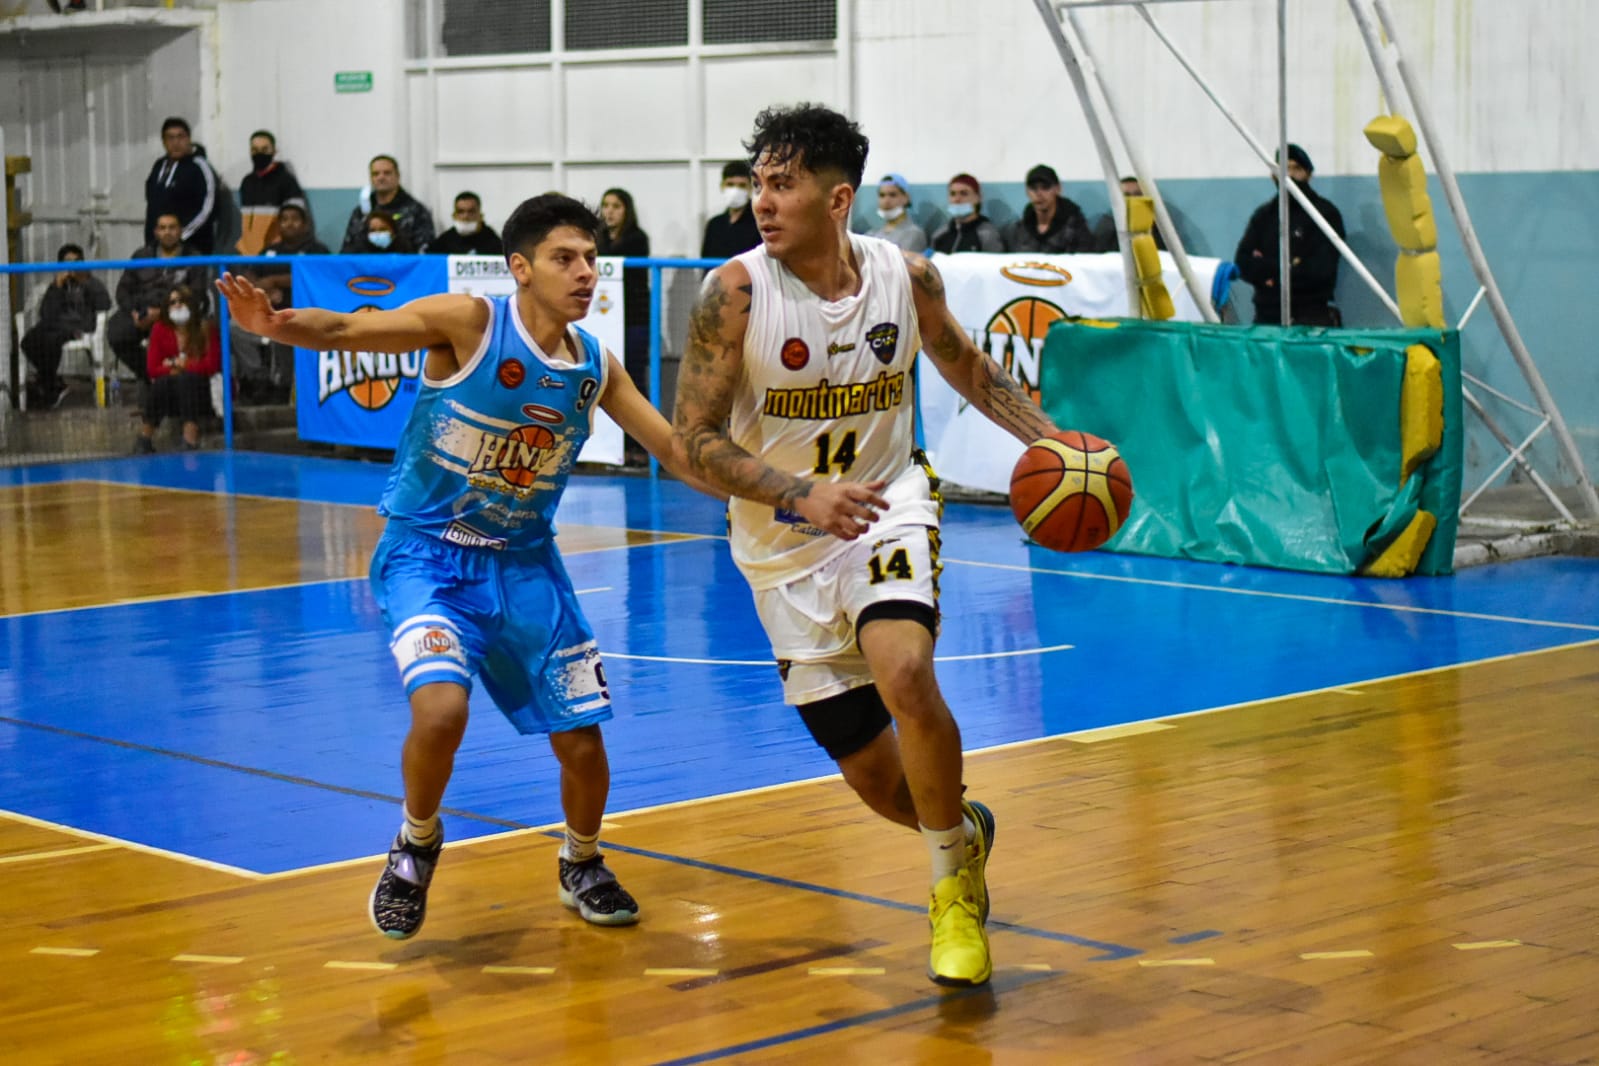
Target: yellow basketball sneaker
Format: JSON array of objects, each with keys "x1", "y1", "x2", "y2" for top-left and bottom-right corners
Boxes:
[
  {"x1": 928, "y1": 868, "x2": 992, "y2": 986},
  {"x1": 961, "y1": 798, "x2": 996, "y2": 925}
]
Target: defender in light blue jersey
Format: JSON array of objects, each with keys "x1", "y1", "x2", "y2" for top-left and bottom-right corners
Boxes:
[{"x1": 217, "y1": 194, "x2": 715, "y2": 940}]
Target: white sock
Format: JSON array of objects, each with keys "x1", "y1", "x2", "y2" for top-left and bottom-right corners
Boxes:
[
  {"x1": 922, "y1": 822, "x2": 965, "y2": 884},
  {"x1": 562, "y1": 826, "x2": 600, "y2": 863},
  {"x1": 402, "y1": 805, "x2": 440, "y2": 847}
]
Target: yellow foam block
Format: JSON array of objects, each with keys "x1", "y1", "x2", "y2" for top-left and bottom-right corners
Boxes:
[
  {"x1": 1126, "y1": 196, "x2": 1155, "y2": 234},
  {"x1": 1363, "y1": 509, "x2": 1437, "y2": 577},
  {"x1": 1378, "y1": 155, "x2": 1437, "y2": 251},
  {"x1": 1364, "y1": 114, "x2": 1418, "y2": 158},
  {"x1": 1399, "y1": 343, "x2": 1444, "y2": 483},
  {"x1": 1131, "y1": 234, "x2": 1175, "y2": 320},
  {"x1": 1396, "y1": 251, "x2": 1445, "y2": 329}
]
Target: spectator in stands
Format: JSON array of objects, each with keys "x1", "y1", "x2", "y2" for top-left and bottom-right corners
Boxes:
[
  {"x1": 21, "y1": 243, "x2": 111, "y2": 408},
  {"x1": 1234, "y1": 143, "x2": 1346, "y2": 326},
  {"x1": 596, "y1": 187, "x2": 653, "y2": 463},
  {"x1": 429, "y1": 191, "x2": 504, "y2": 256},
  {"x1": 144, "y1": 117, "x2": 219, "y2": 255},
  {"x1": 236, "y1": 129, "x2": 306, "y2": 255},
  {"x1": 930, "y1": 173, "x2": 1003, "y2": 254},
  {"x1": 1094, "y1": 176, "x2": 1169, "y2": 252},
  {"x1": 867, "y1": 173, "x2": 928, "y2": 253},
  {"x1": 110, "y1": 213, "x2": 210, "y2": 382},
  {"x1": 1002, "y1": 164, "x2": 1093, "y2": 254},
  {"x1": 341, "y1": 155, "x2": 436, "y2": 253},
  {"x1": 235, "y1": 202, "x2": 328, "y2": 402},
  {"x1": 700, "y1": 160, "x2": 760, "y2": 261},
  {"x1": 353, "y1": 210, "x2": 415, "y2": 255},
  {"x1": 135, "y1": 284, "x2": 219, "y2": 453}
]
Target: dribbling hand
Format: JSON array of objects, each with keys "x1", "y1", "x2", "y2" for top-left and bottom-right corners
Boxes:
[
  {"x1": 216, "y1": 272, "x2": 297, "y2": 338},
  {"x1": 794, "y1": 479, "x2": 890, "y2": 541}
]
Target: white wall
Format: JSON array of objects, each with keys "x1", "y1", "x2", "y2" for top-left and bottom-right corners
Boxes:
[
  {"x1": 854, "y1": 0, "x2": 1599, "y2": 184},
  {"x1": 215, "y1": 0, "x2": 407, "y2": 192}
]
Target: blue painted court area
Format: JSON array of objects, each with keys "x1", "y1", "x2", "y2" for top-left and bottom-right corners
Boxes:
[{"x1": 3, "y1": 452, "x2": 1596, "y2": 874}]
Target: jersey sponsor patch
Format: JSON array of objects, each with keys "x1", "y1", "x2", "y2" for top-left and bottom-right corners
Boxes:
[
  {"x1": 780, "y1": 337, "x2": 810, "y2": 371},
  {"x1": 866, "y1": 322, "x2": 899, "y2": 364},
  {"x1": 392, "y1": 618, "x2": 469, "y2": 677},
  {"x1": 441, "y1": 521, "x2": 507, "y2": 550},
  {"x1": 775, "y1": 508, "x2": 827, "y2": 537}
]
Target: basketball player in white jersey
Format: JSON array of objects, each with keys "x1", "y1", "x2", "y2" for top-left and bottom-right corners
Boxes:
[{"x1": 673, "y1": 104, "x2": 1060, "y2": 986}]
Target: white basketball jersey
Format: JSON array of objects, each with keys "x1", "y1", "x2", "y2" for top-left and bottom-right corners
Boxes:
[{"x1": 728, "y1": 233, "x2": 937, "y2": 588}]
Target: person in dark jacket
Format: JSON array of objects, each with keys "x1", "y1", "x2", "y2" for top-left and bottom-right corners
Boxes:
[
  {"x1": 21, "y1": 243, "x2": 111, "y2": 406},
  {"x1": 1233, "y1": 144, "x2": 1346, "y2": 326},
  {"x1": 110, "y1": 214, "x2": 210, "y2": 381},
  {"x1": 144, "y1": 117, "x2": 219, "y2": 254},
  {"x1": 341, "y1": 155, "x2": 436, "y2": 254},
  {"x1": 700, "y1": 160, "x2": 761, "y2": 261},
  {"x1": 236, "y1": 129, "x2": 306, "y2": 255},
  {"x1": 929, "y1": 173, "x2": 1003, "y2": 253},
  {"x1": 1001, "y1": 164, "x2": 1093, "y2": 254},
  {"x1": 596, "y1": 186, "x2": 653, "y2": 463},
  {"x1": 429, "y1": 191, "x2": 504, "y2": 256}
]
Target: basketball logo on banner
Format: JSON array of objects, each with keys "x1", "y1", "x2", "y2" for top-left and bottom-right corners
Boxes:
[
  {"x1": 982, "y1": 297, "x2": 1067, "y2": 403},
  {"x1": 317, "y1": 305, "x2": 424, "y2": 409}
]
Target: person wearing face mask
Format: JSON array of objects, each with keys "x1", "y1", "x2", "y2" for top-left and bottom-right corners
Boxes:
[
  {"x1": 929, "y1": 174, "x2": 1003, "y2": 254},
  {"x1": 359, "y1": 211, "x2": 416, "y2": 255},
  {"x1": 700, "y1": 160, "x2": 761, "y2": 261},
  {"x1": 430, "y1": 191, "x2": 505, "y2": 256},
  {"x1": 341, "y1": 155, "x2": 437, "y2": 254},
  {"x1": 866, "y1": 173, "x2": 929, "y2": 253},
  {"x1": 136, "y1": 285, "x2": 219, "y2": 453},
  {"x1": 236, "y1": 130, "x2": 307, "y2": 255},
  {"x1": 1233, "y1": 143, "x2": 1346, "y2": 326}
]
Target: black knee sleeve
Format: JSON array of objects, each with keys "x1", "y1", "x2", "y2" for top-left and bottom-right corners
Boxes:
[{"x1": 797, "y1": 684, "x2": 893, "y2": 761}]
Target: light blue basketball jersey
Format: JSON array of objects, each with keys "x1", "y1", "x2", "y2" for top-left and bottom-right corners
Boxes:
[{"x1": 378, "y1": 295, "x2": 608, "y2": 552}]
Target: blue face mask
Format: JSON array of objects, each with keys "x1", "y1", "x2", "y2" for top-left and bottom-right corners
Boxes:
[
  {"x1": 368, "y1": 230, "x2": 394, "y2": 249},
  {"x1": 947, "y1": 202, "x2": 975, "y2": 219}
]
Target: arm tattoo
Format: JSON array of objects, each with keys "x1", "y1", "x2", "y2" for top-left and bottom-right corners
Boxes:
[{"x1": 674, "y1": 274, "x2": 814, "y2": 508}]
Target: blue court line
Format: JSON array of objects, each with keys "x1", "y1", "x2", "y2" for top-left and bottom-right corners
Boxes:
[
  {"x1": 555, "y1": 833, "x2": 1143, "y2": 962},
  {"x1": 1170, "y1": 930, "x2": 1224, "y2": 944},
  {"x1": 651, "y1": 968, "x2": 1062, "y2": 1066}
]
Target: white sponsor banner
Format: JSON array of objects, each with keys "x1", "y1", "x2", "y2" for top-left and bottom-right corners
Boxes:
[
  {"x1": 920, "y1": 252, "x2": 1224, "y2": 493},
  {"x1": 446, "y1": 255, "x2": 627, "y2": 466}
]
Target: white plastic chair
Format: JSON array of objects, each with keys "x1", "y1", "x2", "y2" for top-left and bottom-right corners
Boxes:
[{"x1": 12, "y1": 302, "x2": 108, "y2": 410}]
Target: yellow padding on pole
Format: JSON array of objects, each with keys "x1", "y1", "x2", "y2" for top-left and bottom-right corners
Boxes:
[
  {"x1": 1131, "y1": 234, "x2": 1175, "y2": 320},
  {"x1": 1400, "y1": 343, "x2": 1444, "y2": 484},
  {"x1": 1363, "y1": 115, "x2": 1418, "y2": 157},
  {"x1": 1396, "y1": 250, "x2": 1445, "y2": 329},
  {"x1": 1126, "y1": 196, "x2": 1155, "y2": 234},
  {"x1": 1378, "y1": 155, "x2": 1437, "y2": 251},
  {"x1": 1362, "y1": 509, "x2": 1437, "y2": 577}
]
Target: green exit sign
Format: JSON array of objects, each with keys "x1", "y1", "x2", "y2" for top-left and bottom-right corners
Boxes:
[{"x1": 334, "y1": 71, "x2": 373, "y2": 94}]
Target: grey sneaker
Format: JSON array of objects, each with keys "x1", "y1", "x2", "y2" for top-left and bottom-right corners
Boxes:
[
  {"x1": 369, "y1": 825, "x2": 444, "y2": 939},
  {"x1": 558, "y1": 854, "x2": 639, "y2": 926}
]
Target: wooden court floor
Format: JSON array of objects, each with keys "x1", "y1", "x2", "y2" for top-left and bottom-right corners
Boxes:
[
  {"x1": 6, "y1": 644, "x2": 1599, "y2": 1064},
  {"x1": 3, "y1": 460, "x2": 1598, "y2": 1063}
]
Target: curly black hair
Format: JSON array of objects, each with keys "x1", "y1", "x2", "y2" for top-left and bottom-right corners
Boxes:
[
  {"x1": 502, "y1": 193, "x2": 602, "y2": 263},
  {"x1": 743, "y1": 103, "x2": 868, "y2": 190}
]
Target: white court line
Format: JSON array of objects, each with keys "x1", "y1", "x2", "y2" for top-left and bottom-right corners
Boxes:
[
  {"x1": 604, "y1": 643, "x2": 1074, "y2": 667},
  {"x1": 0, "y1": 809, "x2": 263, "y2": 880},
  {"x1": 944, "y1": 557, "x2": 1599, "y2": 633},
  {"x1": 0, "y1": 842, "x2": 118, "y2": 866}
]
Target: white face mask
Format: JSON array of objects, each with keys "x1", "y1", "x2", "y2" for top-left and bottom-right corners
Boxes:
[
  {"x1": 722, "y1": 185, "x2": 750, "y2": 211},
  {"x1": 947, "y1": 202, "x2": 975, "y2": 219},
  {"x1": 453, "y1": 219, "x2": 481, "y2": 236},
  {"x1": 877, "y1": 205, "x2": 906, "y2": 222},
  {"x1": 368, "y1": 230, "x2": 394, "y2": 249},
  {"x1": 169, "y1": 306, "x2": 192, "y2": 326}
]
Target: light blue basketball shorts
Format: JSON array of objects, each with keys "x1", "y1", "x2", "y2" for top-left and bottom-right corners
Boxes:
[{"x1": 369, "y1": 523, "x2": 612, "y2": 735}]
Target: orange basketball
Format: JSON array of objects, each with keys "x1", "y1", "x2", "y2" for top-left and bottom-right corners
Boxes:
[
  {"x1": 1009, "y1": 430, "x2": 1134, "y2": 553},
  {"x1": 498, "y1": 424, "x2": 556, "y2": 489}
]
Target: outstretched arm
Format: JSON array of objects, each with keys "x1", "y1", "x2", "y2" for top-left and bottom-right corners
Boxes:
[
  {"x1": 597, "y1": 351, "x2": 726, "y2": 501},
  {"x1": 672, "y1": 263, "x2": 887, "y2": 540},
  {"x1": 214, "y1": 271, "x2": 485, "y2": 358},
  {"x1": 906, "y1": 253, "x2": 1058, "y2": 445}
]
